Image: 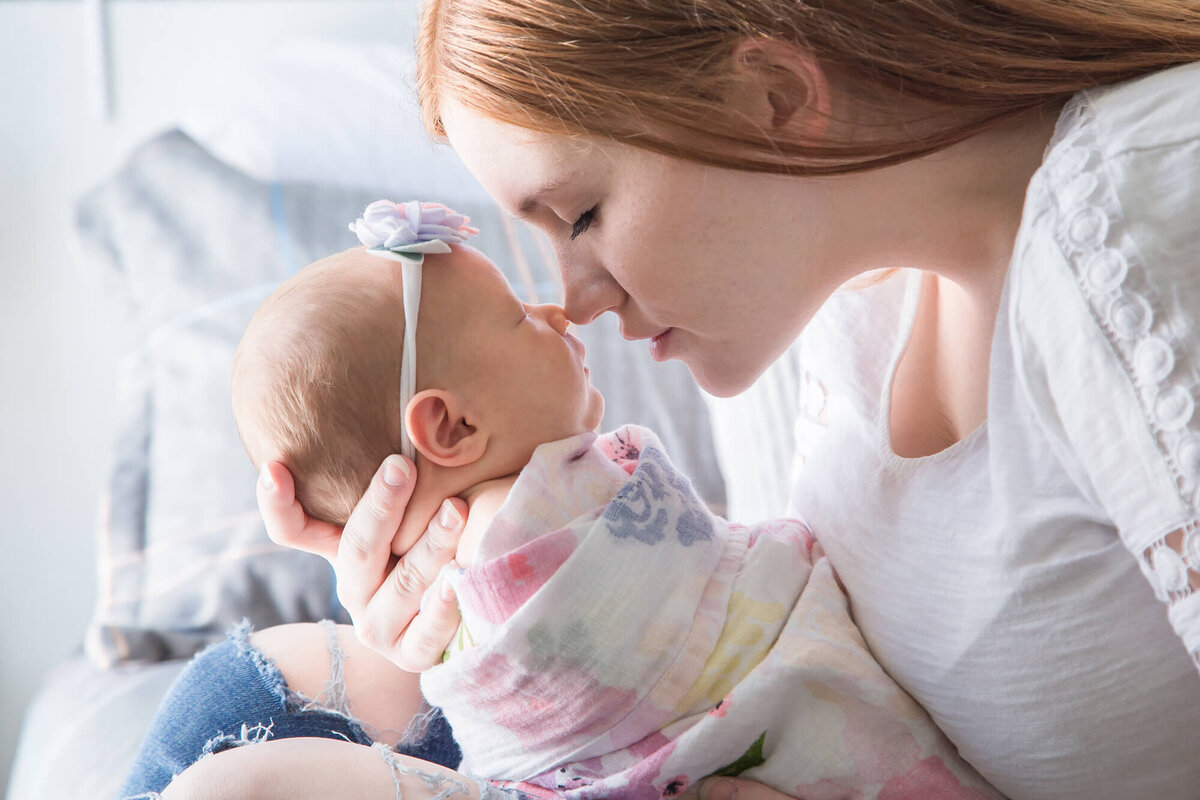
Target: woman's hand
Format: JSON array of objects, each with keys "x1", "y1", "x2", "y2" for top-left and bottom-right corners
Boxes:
[
  {"x1": 681, "y1": 778, "x2": 798, "y2": 800},
  {"x1": 256, "y1": 455, "x2": 466, "y2": 672}
]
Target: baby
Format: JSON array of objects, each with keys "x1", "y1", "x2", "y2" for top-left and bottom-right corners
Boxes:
[
  {"x1": 232, "y1": 203, "x2": 601, "y2": 556},
  {"x1": 228, "y1": 201, "x2": 1001, "y2": 799}
]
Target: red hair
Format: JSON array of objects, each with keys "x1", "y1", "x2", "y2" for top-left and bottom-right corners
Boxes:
[{"x1": 418, "y1": 0, "x2": 1200, "y2": 175}]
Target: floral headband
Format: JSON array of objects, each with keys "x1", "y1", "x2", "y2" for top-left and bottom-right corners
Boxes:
[{"x1": 350, "y1": 200, "x2": 478, "y2": 460}]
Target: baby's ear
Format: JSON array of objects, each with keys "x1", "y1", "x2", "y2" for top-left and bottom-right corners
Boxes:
[{"x1": 406, "y1": 389, "x2": 488, "y2": 467}]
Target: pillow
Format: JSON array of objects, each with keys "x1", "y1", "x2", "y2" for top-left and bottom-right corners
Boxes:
[
  {"x1": 76, "y1": 129, "x2": 724, "y2": 666},
  {"x1": 178, "y1": 37, "x2": 482, "y2": 198}
]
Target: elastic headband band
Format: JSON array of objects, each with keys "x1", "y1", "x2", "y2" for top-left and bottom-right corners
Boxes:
[{"x1": 350, "y1": 200, "x2": 478, "y2": 460}]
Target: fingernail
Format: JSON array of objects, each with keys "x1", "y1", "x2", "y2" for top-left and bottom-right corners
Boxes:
[
  {"x1": 440, "y1": 578, "x2": 456, "y2": 602},
  {"x1": 438, "y1": 500, "x2": 461, "y2": 530},
  {"x1": 259, "y1": 464, "x2": 274, "y2": 492},
  {"x1": 698, "y1": 779, "x2": 736, "y2": 800},
  {"x1": 382, "y1": 455, "x2": 411, "y2": 487}
]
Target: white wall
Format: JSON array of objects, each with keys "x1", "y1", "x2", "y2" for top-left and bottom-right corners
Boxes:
[{"x1": 0, "y1": 2, "x2": 409, "y2": 791}]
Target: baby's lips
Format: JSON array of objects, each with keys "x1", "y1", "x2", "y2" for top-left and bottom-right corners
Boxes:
[{"x1": 565, "y1": 331, "x2": 588, "y2": 363}]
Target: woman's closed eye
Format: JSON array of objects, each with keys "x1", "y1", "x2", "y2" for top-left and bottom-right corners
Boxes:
[{"x1": 570, "y1": 207, "x2": 597, "y2": 240}]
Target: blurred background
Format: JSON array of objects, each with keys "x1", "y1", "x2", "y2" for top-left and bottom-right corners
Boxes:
[{"x1": 0, "y1": 1, "x2": 424, "y2": 792}]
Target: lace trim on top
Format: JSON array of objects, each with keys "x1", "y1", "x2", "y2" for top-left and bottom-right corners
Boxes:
[{"x1": 1045, "y1": 96, "x2": 1200, "y2": 662}]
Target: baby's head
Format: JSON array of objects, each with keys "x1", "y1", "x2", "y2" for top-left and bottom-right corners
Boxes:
[{"x1": 232, "y1": 244, "x2": 604, "y2": 525}]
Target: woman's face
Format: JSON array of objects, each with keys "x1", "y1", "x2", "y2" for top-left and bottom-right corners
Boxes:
[{"x1": 441, "y1": 101, "x2": 860, "y2": 397}]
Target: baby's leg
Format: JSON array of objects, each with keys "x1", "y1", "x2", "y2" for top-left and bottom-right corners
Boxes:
[
  {"x1": 160, "y1": 737, "x2": 489, "y2": 800},
  {"x1": 248, "y1": 622, "x2": 423, "y2": 748}
]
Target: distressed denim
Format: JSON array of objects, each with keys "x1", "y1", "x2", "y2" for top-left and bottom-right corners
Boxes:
[{"x1": 117, "y1": 620, "x2": 475, "y2": 800}]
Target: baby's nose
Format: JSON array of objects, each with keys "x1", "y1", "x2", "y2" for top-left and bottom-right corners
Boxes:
[{"x1": 531, "y1": 303, "x2": 570, "y2": 335}]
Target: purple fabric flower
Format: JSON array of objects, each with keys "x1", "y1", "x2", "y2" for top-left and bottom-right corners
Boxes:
[{"x1": 349, "y1": 200, "x2": 477, "y2": 256}]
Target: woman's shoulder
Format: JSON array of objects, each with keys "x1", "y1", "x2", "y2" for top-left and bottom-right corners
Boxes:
[
  {"x1": 1081, "y1": 60, "x2": 1200, "y2": 159},
  {"x1": 1000, "y1": 65, "x2": 1200, "y2": 665},
  {"x1": 1014, "y1": 60, "x2": 1200, "y2": 348},
  {"x1": 1038, "y1": 61, "x2": 1200, "y2": 204},
  {"x1": 1034, "y1": 62, "x2": 1200, "y2": 247}
]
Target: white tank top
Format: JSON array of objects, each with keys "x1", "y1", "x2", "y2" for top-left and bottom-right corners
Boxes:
[{"x1": 791, "y1": 268, "x2": 1200, "y2": 799}]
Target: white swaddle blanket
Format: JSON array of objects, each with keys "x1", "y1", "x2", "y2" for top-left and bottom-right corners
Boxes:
[{"x1": 420, "y1": 426, "x2": 1001, "y2": 799}]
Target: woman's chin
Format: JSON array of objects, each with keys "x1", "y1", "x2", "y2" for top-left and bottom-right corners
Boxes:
[{"x1": 685, "y1": 354, "x2": 767, "y2": 398}]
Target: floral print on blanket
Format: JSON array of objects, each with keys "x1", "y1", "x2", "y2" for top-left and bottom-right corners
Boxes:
[
  {"x1": 420, "y1": 426, "x2": 1005, "y2": 799},
  {"x1": 456, "y1": 527, "x2": 577, "y2": 625},
  {"x1": 603, "y1": 445, "x2": 714, "y2": 547}
]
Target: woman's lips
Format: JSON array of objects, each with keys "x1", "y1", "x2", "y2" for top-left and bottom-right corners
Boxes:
[
  {"x1": 620, "y1": 325, "x2": 670, "y2": 341},
  {"x1": 617, "y1": 324, "x2": 674, "y2": 362}
]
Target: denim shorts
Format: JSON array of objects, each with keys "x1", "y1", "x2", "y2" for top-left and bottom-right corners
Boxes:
[{"x1": 118, "y1": 620, "x2": 523, "y2": 800}]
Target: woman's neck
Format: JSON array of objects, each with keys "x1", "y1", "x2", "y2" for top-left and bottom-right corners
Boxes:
[{"x1": 838, "y1": 105, "x2": 1063, "y2": 302}]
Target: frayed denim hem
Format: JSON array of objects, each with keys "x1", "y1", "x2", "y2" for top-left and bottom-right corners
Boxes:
[
  {"x1": 197, "y1": 619, "x2": 370, "y2": 759},
  {"x1": 119, "y1": 620, "x2": 468, "y2": 799},
  {"x1": 371, "y1": 744, "x2": 527, "y2": 800},
  {"x1": 118, "y1": 620, "x2": 376, "y2": 798}
]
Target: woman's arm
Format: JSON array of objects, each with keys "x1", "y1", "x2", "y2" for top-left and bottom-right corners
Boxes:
[
  {"x1": 1009, "y1": 107, "x2": 1200, "y2": 668},
  {"x1": 682, "y1": 778, "x2": 796, "y2": 800},
  {"x1": 161, "y1": 738, "x2": 485, "y2": 800}
]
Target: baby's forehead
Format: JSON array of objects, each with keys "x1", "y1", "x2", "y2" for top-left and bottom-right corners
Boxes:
[
  {"x1": 253, "y1": 249, "x2": 399, "y2": 339},
  {"x1": 423, "y1": 246, "x2": 515, "y2": 304}
]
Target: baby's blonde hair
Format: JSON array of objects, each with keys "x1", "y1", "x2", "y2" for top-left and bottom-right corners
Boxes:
[{"x1": 231, "y1": 250, "x2": 406, "y2": 525}]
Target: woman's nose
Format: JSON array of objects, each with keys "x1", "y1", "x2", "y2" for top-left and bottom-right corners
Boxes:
[
  {"x1": 556, "y1": 246, "x2": 623, "y2": 325},
  {"x1": 528, "y1": 303, "x2": 570, "y2": 335}
]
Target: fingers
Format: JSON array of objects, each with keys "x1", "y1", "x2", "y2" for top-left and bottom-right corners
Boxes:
[
  {"x1": 335, "y1": 455, "x2": 418, "y2": 614},
  {"x1": 257, "y1": 462, "x2": 342, "y2": 561},
  {"x1": 258, "y1": 453, "x2": 469, "y2": 678},
  {"x1": 355, "y1": 498, "x2": 467, "y2": 662},
  {"x1": 395, "y1": 575, "x2": 462, "y2": 672}
]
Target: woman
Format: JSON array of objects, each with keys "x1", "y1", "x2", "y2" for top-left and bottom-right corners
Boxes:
[{"x1": 127, "y1": 2, "x2": 1200, "y2": 798}]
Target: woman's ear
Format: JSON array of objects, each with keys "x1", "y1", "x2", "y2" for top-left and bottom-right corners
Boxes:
[
  {"x1": 726, "y1": 38, "x2": 831, "y2": 139},
  {"x1": 406, "y1": 389, "x2": 488, "y2": 467}
]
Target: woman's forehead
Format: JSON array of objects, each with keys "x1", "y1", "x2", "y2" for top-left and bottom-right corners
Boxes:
[
  {"x1": 441, "y1": 100, "x2": 599, "y2": 206},
  {"x1": 442, "y1": 97, "x2": 595, "y2": 152}
]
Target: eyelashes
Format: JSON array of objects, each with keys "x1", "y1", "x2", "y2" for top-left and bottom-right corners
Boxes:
[{"x1": 570, "y1": 207, "x2": 597, "y2": 240}]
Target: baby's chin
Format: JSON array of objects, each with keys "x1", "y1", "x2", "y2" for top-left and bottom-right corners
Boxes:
[{"x1": 587, "y1": 388, "x2": 606, "y2": 430}]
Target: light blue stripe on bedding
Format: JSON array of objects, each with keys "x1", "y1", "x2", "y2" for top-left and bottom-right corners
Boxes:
[
  {"x1": 120, "y1": 282, "x2": 281, "y2": 369},
  {"x1": 269, "y1": 182, "x2": 300, "y2": 277}
]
